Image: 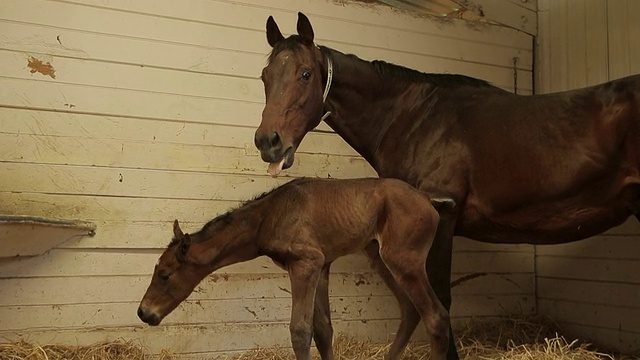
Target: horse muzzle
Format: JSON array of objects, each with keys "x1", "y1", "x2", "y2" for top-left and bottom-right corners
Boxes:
[{"x1": 137, "y1": 306, "x2": 162, "y2": 326}]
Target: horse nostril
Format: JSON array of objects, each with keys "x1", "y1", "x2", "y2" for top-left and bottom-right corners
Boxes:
[
  {"x1": 137, "y1": 307, "x2": 145, "y2": 320},
  {"x1": 269, "y1": 131, "x2": 281, "y2": 148}
]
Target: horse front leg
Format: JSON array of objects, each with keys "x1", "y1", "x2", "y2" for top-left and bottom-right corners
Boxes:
[
  {"x1": 426, "y1": 206, "x2": 459, "y2": 360},
  {"x1": 312, "y1": 263, "x2": 335, "y2": 360},
  {"x1": 288, "y1": 256, "x2": 324, "y2": 360}
]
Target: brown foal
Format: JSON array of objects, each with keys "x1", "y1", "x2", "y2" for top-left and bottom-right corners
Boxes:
[{"x1": 137, "y1": 177, "x2": 450, "y2": 360}]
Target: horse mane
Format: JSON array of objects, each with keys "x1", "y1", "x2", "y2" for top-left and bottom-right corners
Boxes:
[{"x1": 370, "y1": 60, "x2": 492, "y2": 88}]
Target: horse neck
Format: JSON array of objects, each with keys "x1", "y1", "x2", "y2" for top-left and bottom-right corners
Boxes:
[
  {"x1": 321, "y1": 48, "x2": 432, "y2": 170},
  {"x1": 192, "y1": 207, "x2": 262, "y2": 273}
]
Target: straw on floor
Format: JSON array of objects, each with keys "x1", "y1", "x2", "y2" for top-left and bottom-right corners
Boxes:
[{"x1": 1, "y1": 316, "x2": 637, "y2": 360}]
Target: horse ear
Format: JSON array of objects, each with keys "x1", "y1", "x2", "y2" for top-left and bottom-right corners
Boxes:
[
  {"x1": 296, "y1": 12, "x2": 314, "y2": 45},
  {"x1": 266, "y1": 15, "x2": 284, "y2": 48},
  {"x1": 173, "y1": 219, "x2": 184, "y2": 238},
  {"x1": 180, "y1": 234, "x2": 191, "y2": 253},
  {"x1": 176, "y1": 234, "x2": 191, "y2": 261}
]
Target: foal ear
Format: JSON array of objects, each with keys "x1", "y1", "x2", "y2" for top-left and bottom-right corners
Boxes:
[
  {"x1": 173, "y1": 219, "x2": 184, "y2": 239},
  {"x1": 266, "y1": 15, "x2": 284, "y2": 48},
  {"x1": 177, "y1": 234, "x2": 191, "y2": 261},
  {"x1": 296, "y1": 12, "x2": 314, "y2": 45},
  {"x1": 180, "y1": 234, "x2": 191, "y2": 253}
]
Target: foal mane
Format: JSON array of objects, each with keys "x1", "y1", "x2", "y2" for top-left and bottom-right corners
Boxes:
[{"x1": 168, "y1": 178, "x2": 309, "y2": 248}]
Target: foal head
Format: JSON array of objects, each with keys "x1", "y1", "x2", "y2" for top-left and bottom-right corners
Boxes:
[
  {"x1": 255, "y1": 12, "x2": 327, "y2": 176},
  {"x1": 137, "y1": 220, "x2": 208, "y2": 326}
]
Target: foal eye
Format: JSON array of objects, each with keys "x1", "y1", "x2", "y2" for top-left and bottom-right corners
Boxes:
[
  {"x1": 301, "y1": 70, "x2": 311, "y2": 80},
  {"x1": 159, "y1": 272, "x2": 170, "y2": 283}
]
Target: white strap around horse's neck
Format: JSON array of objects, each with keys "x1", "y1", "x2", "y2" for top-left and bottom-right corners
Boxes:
[{"x1": 320, "y1": 56, "x2": 333, "y2": 121}]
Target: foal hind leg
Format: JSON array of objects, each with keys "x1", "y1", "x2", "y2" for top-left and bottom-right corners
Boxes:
[
  {"x1": 379, "y1": 229, "x2": 450, "y2": 360},
  {"x1": 312, "y1": 264, "x2": 335, "y2": 360},
  {"x1": 363, "y1": 243, "x2": 420, "y2": 360}
]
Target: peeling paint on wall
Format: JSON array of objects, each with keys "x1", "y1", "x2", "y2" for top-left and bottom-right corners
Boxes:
[{"x1": 27, "y1": 56, "x2": 56, "y2": 79}]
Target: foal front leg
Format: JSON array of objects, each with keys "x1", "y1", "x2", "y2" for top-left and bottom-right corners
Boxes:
[
  {"x1": 313, "y1": 264, "x2": 335, "y2": 360},
  {"x1": 288, "y1": 257, "x2": 324, "y2": 360}
]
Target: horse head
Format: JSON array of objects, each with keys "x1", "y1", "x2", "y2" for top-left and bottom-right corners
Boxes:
[{"x1": 255, "y1": 12, "x2": 329, "y2": 176}]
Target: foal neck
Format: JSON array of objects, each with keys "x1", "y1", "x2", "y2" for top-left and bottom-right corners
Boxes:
[{"x1": 191, "y1": 206, "x2": 262, "y2": 272}]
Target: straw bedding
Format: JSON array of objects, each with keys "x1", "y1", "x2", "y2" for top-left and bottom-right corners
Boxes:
[{"x1": 1, "y1": 316, "x2": 637, "y2": 360}]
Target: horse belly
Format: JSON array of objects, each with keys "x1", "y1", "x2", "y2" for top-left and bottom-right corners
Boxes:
[{"x1": 458, "y1": 197, "x2": 633, "y2": 244}]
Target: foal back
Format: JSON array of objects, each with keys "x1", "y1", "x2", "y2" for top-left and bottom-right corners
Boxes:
[{"x1": 259, "y1": 177, "x2": 438, "y2": 263}]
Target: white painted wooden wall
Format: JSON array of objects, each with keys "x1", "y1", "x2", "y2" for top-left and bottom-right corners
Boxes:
[
  {"x1": 536, "y1": 0, "x2": 640, "y2": 353},
  {"x1": 0, "y1": 0, "x2": 534, "y2": 357}
]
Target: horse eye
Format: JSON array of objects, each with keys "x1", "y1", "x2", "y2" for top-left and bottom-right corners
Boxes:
[
  {"x1": 159, "y1": 272, "x2": 170, "y2": 284},
  {"x1": 301, "y1": 70, "x2": 311, "y2": 80}
]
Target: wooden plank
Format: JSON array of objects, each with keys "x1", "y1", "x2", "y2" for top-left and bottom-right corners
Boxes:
[
  {"x1": 584, "y1": 0, "x2": 609, "y2": 86},
  {"x1": 0, "y1": 0, "x2": 532, "y2": 70},
  {"x1": 0, "y1": 77, "x2": 264, "y2": 128},
  {"x1": 534, "y1": 0, "x2": 550, "y2": 94},
  {"x1": 0, "y1": 162, "x2": 287, "y2": 200},
  {"x1": 0, "y1": 108, "x2": 360, "y2": 157},
  {"x1": 453, "y1": 236, "x2": 534, "y2": 253},
  {"x1": 0, "y1": 272, "x2": 533, "y2": 306},
  {"x1": 0, "y1": 0, "x2": 271, "y2": 57},
  {"x1": 0, "y1": 133, "x2": 376, "y2": 179},
  {"x1": 537, "y1": 277, "x2": 640, "y2": 308},
  {"x1": 0, "y1": 20, "x2": 268, "y2": 79},
  {"x1": 554, "y1": 323, "x2": 640, "y2": 354},
  {"x1": 453, "y1": 0, "x2": 537, "y2": 35},
  {"x1": 538, "y1": 299, "x2": 640, "y2": 333},
  {"x1": 452, "y1": 294, "x2": 535, "y2": 317},
  {"x1": 0, "y1": 49, "x2": 265, "y2": 104},
  {"x1": 628, "y1": 0, "x2": 640, "y2": 74},
  {"x1": 607, "y1": 0, "x2": 631, "y2": 80},
  {"x1": 0, "y1": 192, "x2": 238, "y2": 224},
  {"x1": 535, "y1": 235, "x2": 640, "y2": 260},
  {"x1": 54, "y1": 0, "x2": 533, "y2": 50},
  {"x1": 452, "y1": 251, "x2": 534, "y2": 274},
  {"x1": 536, "y1": 256, "x2": 640, "y2": 284},
  {"x1": 0, "y1": 247, "x2": 534, "y2": 278},
  {"x1": 547, "y1": 0, "x2": 569, "y2": 92},
  {"x1": 565, "y1": 0, "x2": 587, "y2": 89}
]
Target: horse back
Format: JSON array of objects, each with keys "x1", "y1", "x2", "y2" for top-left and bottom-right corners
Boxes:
[{"x1": 448, "y1": 74, "x2": 640, "y2": 242}]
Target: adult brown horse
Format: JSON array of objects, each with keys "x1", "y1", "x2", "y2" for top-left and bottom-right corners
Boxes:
[
  {"x1": 254, "y1": 12, "x2": 640, "y2": 360},
  {"x1": 138, "y1": 177, "x2": 449, "y2": 360}
]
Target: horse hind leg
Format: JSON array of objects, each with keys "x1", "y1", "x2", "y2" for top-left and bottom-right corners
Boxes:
[
  {"x1": 312, "y1": 264, "x2": 335, "y2": 360},
  {"x1": 363, "y1": 243, "x2": 420, "y2": 360}
]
